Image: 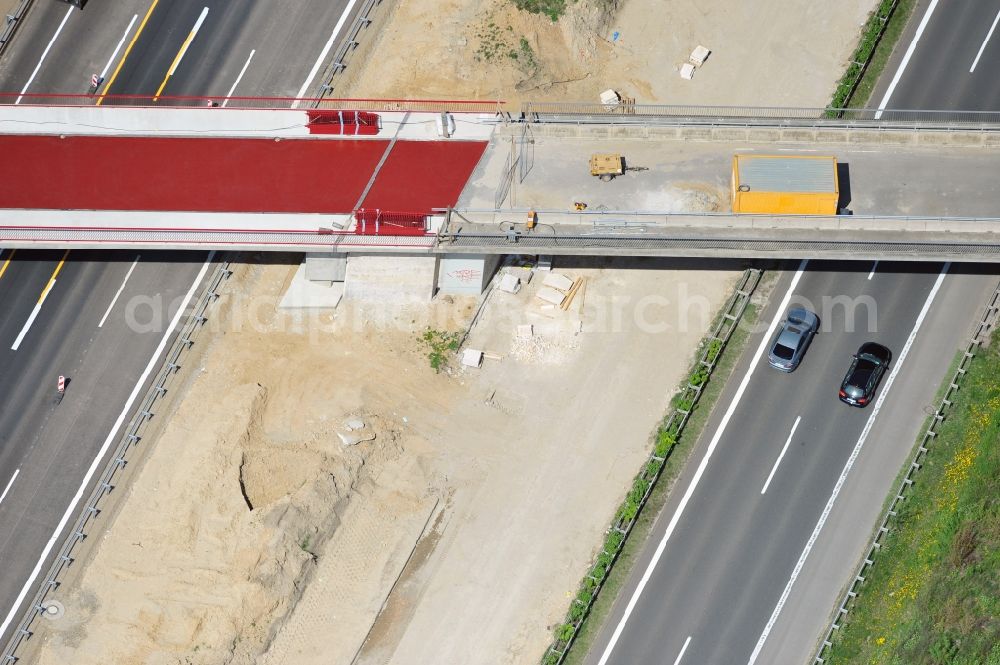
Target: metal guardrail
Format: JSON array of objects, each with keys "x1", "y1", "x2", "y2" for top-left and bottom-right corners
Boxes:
[
  {"x1": 811, "y1": 279, "x2": 1000, "y2": 664},
  {"x1": 319, "y1": 0, "x2": 382, "y2": 94},
  {"x1": 0, "y1": 261, "x2": 233, "y2": 662},
  {"x1": 0, "y1": 0, "x2": 31, "y2": 57},
  {"x1": 542, "y1": 269, "x2": 762, "y2": 665}
]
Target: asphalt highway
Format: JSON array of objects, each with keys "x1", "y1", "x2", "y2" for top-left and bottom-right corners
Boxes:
[
  {"x1": 0, "y1": 0, "x2": 362, "y2": 649},
  {"x1": 587, "y1": 2, "x2": 1000, "y2": 663}
]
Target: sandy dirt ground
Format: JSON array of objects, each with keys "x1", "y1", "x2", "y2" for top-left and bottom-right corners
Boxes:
[
  {"x1": 32, "y1": 257, "x2": 734, "y2": 665},
  {"x1": 349, "y1": 0, "x2": 875, "y2": 107},
  {"x1": 26, "y1": 0, "x2": 877, "y2": 663}
]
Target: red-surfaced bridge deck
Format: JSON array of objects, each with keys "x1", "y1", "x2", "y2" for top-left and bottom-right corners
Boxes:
[{"x1": 0, "y1": 135, "x2": 487, "y2": 214}]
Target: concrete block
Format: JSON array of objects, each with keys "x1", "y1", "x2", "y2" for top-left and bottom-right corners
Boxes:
[
  {"x1": 678, "y1": 127, "x2": 714, "y2": 142},
  {"x1": 848, "y1": 131, "x2": 883, "y2": 144},
  {"x1": 689, "y1": 45, "x2": 711, "y2": 66},
  {"x1": 878, "y1": 131, "x2": 917, "y2": 146},
  {"x1": 438, "y1": 253, "x2": 501, "y2": 295},
  {"x1": 680, "y1": 63, "x2": 695, "y2": 80},
  {"x1": 746, "y1": 129, "x2": 782, "y2": 142},
  {"x1": 711, "y1": 128, "x2": 750, "y2": 143},
  {"x1": 781, "y1": 130, "x2": 817, "y2": 143},
  {"x1": 344, "y1": 254, "x2": 438, "y2": 302},
  {"x1": 280, "y1": 262, "x2": 345, "y2": 309},
  {"x1": 811, "y1": 129, "x2": 850, "y2": 144},
  {"x1": 304, "y1": 252, "x2": 347, "y2": 282},
  {"x1": 461, "y1": 349, "x2": 483, "y2": 368}
]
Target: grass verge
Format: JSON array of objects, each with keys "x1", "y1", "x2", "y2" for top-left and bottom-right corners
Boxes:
[
  {"x1": 560, "y1": 272, "x2": 776, "y2": 664},
  {"x1": 824, "y1": 332, "x2": 1000, "y2": 664},
  {"x1": 846, "y1": 0, "x2": 918, "y2": 108}
]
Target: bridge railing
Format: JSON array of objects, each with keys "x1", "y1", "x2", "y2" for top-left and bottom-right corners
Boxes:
[
  {"x1": 518, "y1": 102, "x2": 1000, "y2": 129},
  {"x1": 0, "y1": 92, "x2": 505, "y2": 114}
]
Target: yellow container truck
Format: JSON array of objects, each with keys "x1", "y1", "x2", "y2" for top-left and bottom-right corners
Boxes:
[{"x1": 731, "y1": 154, "x2": 839, "y2": 215}]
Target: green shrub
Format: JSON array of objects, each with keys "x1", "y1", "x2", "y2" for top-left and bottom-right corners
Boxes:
[
  {"x1": 628, "y1": 477, "x2": 649, "y2": 505},
  {"x1": 654, "y1": 430, "x2": 677, "y2": 457},
  {"x1": 689, "y1": 367, "x2": 709, "y2": 387},
  {"x1": 556, "y1": 623, "x2": 575, "y2": 643},
  {"x1": 569, "y1": 600, "x2": 586, "y2": 622},
  {"x1": 542, "y1": 651, "x2": 561, "y2": 665},
  {"x1": 419, "y1": 328, "x2": 462, "y2": 373},
  {"x1": 618, "y1": 499, "x2": 639, "y2": 524},
  {"x1": 705, "y1": 339, "x2": 724, "y2": 363},
  {"x1": 513, "y1": 0, "x2": 566, "y2": 21},
  {"x1": 604, "y1": 530, "x2": 624, "y2": 553}
]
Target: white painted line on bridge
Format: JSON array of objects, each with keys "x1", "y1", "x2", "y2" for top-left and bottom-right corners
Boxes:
[
  {"x1": 672, "y1": 636, "x2": 692, "y2": 665},
  {"x1": 98, "y1": 254, "x2": 140, "y2": 328},
  {"x1": 874, "y1": 0, "x2": 939, "y2": 118},
  {"x1": 292, "y1": 0, "x2": 360, "y2": 107},
  {"x1": 746, "y1": 263, "x2": 950, "y2": 665},
  {"x1": 100, "y1": 14, "x2": 139, "y2": 81},
  {"x1": 0, "y1": 469, "x2": 19, "y2": 506},
  {"x1": 868, "y1": 261, "x2": 878, "y2": 280},
  {"x1": 15, "y1": 6, "x2": 74, "y2": 105},
  {"x1": 761, "y1": 416, "x2": 801, "y2": 495},
  {"x1": 0, "y1": 253, "x2": 215, "y2": 641},
  {"x1": 596, "y1": 260, "x2": 809, "y2": 665},
  {"x1": 969, "y1": 8, "x2": 1000, "y2": 73},
  {"x1": 222, "y1": 50, "x2": 256, "y2": 107}
]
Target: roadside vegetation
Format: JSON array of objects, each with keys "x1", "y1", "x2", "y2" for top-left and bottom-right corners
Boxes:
[
  {"x1": 827, "y1": 0, "x2": 918, "y2": 111},
  {"x1": 825, "y1": 333, "x2": 1000, "y2": 664}
]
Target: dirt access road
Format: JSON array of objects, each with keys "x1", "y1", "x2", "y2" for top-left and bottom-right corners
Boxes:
[{"x1": 25, "y1": 0, "x2": 875, "y2": 663}]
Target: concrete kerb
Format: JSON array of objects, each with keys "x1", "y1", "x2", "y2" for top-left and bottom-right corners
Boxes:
[
  {"x1": 512, "y1": 122, "x2": 1000, "y2": 147},
  {"x1": 0, "y1": 261, "x2": 233, "y2": 663},
  {"x1": 811, "y1": 280, "x2": 1000, "y2": 664}
]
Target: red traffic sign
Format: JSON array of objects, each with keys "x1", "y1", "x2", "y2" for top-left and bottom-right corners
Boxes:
[{"x1": 57, "y1": 375, "x2": 65, "y2": 393}]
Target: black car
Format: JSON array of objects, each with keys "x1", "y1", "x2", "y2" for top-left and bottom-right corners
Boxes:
[{"x1": 839, "y1": 342, "x2": 892, "y2": 407}]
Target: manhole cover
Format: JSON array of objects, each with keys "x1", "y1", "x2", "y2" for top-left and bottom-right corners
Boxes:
[{"x1": 41, "y1": 600, "x2": 65, "y2": 620}]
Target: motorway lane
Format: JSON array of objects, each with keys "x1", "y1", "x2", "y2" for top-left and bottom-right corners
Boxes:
[
  {"x1": 0, "y1": 0, "x2": 370, "y2": 649},
  {"x1": 0, "y1": 252, "x2": 66, "y2": 361},
  {"x1": 875, "y1": 1, "x2": 1000, "y2": 111},
  {"x1": 0, "y1": 252, "x2": 212, "y2": 622},
  {"x1": 591, "y1": 264, "x2": 954, "y2": 665},
  {"x1": 0, "y1": 1, "x2": 151, "y2": 97},
  {"x1": 105, "y1": 0, "x2": 362, "y2": 100}
]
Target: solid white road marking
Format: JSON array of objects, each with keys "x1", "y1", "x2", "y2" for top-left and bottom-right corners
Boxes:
[
  {"x1": 222, "y1": 49, "x2": 256, "y2": 107},
  {"x1": 0, "y1": 470, "x2": 19, "y2": 506},
  {"x1": 15, "y1": 6, "x2": 74, "y2": 105},
  {"x1": 761, "y1": 416, "x2": 801, "y2": 495},
  {"x1": 596, "y1": 260, "x2": 810, "y2": 665},
  {"x1": 672, "y1": 636, "x2": 692, "y2": 665},
  {"x1": 11, "y1": 280, "x2": 56, "y2": 351},
  {"x1": 969, "y1": 9, "x2": 1000, "y2": 73},
  {"x1": 868, "y1": 261, "x2": 878, "y2": 280},
  {"x1": 0, "y1": 253, "x2": 215, "y2": 640},
  {"x1": 100, "y1": 14, "x2": 139, "y2": 80},
  {"x1": 98, "y1": 255, "x2": 140, "y2": 328},
  {"x1": 874, "y1": 0, "x2": 939, "y2": 118},
  {"x1": 292, "y1": 0, "x2": 359, "y2": 107},
  {"x1": 746, "y1": 263, "x2": 950, "y2": 665}
]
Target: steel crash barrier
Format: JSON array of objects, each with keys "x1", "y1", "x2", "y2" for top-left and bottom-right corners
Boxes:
[{"x1": 0, "y1": 261, "x2": 233, "y2": 662}]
